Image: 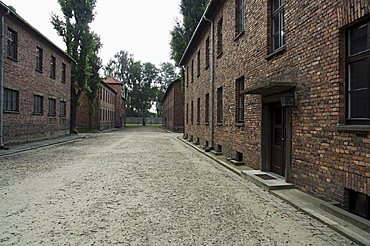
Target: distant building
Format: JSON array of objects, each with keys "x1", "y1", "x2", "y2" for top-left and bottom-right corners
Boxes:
[
  {"x1": 105, "y1": 77, "x2": 127, "y2": 128},
  {"x1": 162, "y1": 79, "x2": 184, "y2": 132},
  {"x1": 76, "y1": 78, "x2": 127, "y2": 130},
  {"x1": 0, "y1": 2, "x2": 74, "y2": 145}
]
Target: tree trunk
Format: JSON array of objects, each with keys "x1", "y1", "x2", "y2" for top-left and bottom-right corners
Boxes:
[
  {"x1": 88, "y1": 113, "x2": 92, "y2": 129},
  {"x1": 142, "y1": 106, "x2": 146, "y2": 126},
  {"x1": 70, "y1": 101, "x2": 77, "y2": 133},
  {"x1": 70, "y1": 89, "x2": 82, "y2": 133}
]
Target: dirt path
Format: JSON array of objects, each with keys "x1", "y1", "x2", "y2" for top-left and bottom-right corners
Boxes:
[{"x1": 0, "y1": 127, "x2": 354, "y2": 245}]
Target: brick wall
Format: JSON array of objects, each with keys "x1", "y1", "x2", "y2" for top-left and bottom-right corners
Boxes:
[
  {"x1": 3, "y1": 14, "x2": 72, "y2": 144},
  {"x1": 107, "y1": 83, "x2": 125, "y2": 128},
  {"x1": 162, "y1": 80, "x2": 184, "y2": 132},
  {"x1": 181, "y1": 0, "x2": 370, "y2": 206}
]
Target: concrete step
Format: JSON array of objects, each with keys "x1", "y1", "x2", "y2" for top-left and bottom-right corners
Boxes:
[
  {"x1": 210, "y1": 150, "x2": 223, "y2": 156},
  {"x1": 230, "y1": 159, "x2": 245, "y2": 166},
  {"x1": 241, "y1": 170, "x2": 294, "y2": 191}
]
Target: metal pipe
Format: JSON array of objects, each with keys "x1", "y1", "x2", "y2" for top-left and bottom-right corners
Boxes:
[
  {"x1": 203, "y1": 15, "x2": 214, "y2": 149},
  {"x1": 0, "y1": 9, "x2": 10, "y2": 148}
]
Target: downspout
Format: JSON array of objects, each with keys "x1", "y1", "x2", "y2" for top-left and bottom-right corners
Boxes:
[
  {"x1": 0, "y1": 9, "x2": 10, "y2": 149},
  {"x1": 203, "y1": 15, "x2": 215, "y2": 149}
]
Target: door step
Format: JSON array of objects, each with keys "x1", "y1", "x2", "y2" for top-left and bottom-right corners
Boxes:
[
  {"x1": 229, "y1": 159, "x2": 245, "y2": 166},
  {"x1": 211, "y1": 150, "x2": 223, "y2": 156},
  {"x1": 241, "y1": 170, "x2": 294, "y2": 191}
]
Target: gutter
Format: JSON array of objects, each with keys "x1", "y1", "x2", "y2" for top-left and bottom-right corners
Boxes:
[
  {"x1": 0, "y1": 8, "x2": 10, "y2": 149},
  {"x1": 203, "y1": 15, "x2": 215, "y2": 149}
]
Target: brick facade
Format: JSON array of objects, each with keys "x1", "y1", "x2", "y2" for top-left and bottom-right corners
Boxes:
[
  {"x1": 1, "y1": 5, "x2": 73, "y2": 145},
  {"x1": 162, "y1": 79, "x2": 184, "y2": 132},
  {"x1": 76, "y1": 81, "x2": 117, "y2": 130},
  {"x1": 105, "y1": 77, "x2": 126, "y2": 128},
  {"x1": 180, "y1": 0, "x2": 370, "y2": 210}
]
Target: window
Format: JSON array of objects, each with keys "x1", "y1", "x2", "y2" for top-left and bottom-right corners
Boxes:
[
  {"x1": 50, "y1": 55, "x2": 56, "y2": 78},
  {"x1": 191, "y1": 100, "x2": 194, "y2": 124},
  {"x1": 186, "y1": 67, "x2": 189, "y2": 87},
  {"x1": 197, "y1": 50, "x2": 201, "y2": 77},
  {"x1": 197, "y1": 97, "x2": 201, "y2": 124},
  {"x1": 33, "y1": 95, "x2": 43, "y2": 114},
  {"x1": 186, "y1": 103, "x2": 189, "y2": 124},
  {"x1": 235, "y1": 0, "x2": 244, "y2": 35},
  {"x1": 205, "y1": 37, "x2": 210, "y2": 68},
  {"x1": 236, "y1": 77, "x2": 245, "y2": 123},
  {"x1": 205, "y1": 93, "x2": 210, "y2": 124},
  {"x1": 48, "y1": 98, "x2": 56, "y2": 116},
  {"x1": 346, "y1": 21, "x2": 370, "y2": 123},
  {"x1": 8, "y1": 28, "x2": 17, "y2": 60},
  {"x1": 191, "y1": 59, "x2": 194, "y2": 83},
  {"x1": 271, "y1": 0, "x2": 285, "y2": 52},
  {"x1": 348, "y1": 189, "x2": 369, "y2": 220},
  {"x1": 217, "y1": 17, "x2": 223, "y2": 55},
  {"x1": 4, "y1": 88, "x2": 18, "y2": 112},
  {"x1": 36, "y1": 47, "x2": 43, "y2": 72},
  {"x1": 61, "y1": 63, "x2": 66, "y2": 83},
  {"x1": 217, "y1": 87, "x2": 223, "y2": 123},
  {"x1": 60, "y1": 100, "x2": 66, "y2": 117}
]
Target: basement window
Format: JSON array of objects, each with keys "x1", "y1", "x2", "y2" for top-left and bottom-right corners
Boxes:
[
  {"x1": 347, "y1": 189, "x2": 370, "y2": 220},
  {"x1": 216, "y1": 144, "x2": 222, "y2": 153},
  {"x1": 236, "y1": 151, "x2": 243, "y2": 162}
]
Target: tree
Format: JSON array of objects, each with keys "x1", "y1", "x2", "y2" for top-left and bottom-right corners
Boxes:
[
  {"x1": 170, "y1": 0, "x2": 208, "y2": 64},
  {"x1": 105, "y1": 51, "x2": 156, "y2": 124},
  {"x1": 155, "y1": 62, "x2": 178, "y2": 115},
  {"x1": 85, "y1": 33, "x2": 102, "y2": 128},
  {"x1": 51, "y1": 0, "x2": 97, "y2": 131}
]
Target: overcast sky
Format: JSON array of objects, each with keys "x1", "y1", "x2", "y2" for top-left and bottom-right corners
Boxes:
[{"x1": 3, "y1": 0, "x2": 181, "y2": 66}]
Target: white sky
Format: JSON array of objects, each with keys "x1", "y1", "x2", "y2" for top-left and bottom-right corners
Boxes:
[{"x1": 3, "y1": 0, "x2": 182, "y2": 66}]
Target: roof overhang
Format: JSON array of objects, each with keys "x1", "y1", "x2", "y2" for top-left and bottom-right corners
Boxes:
[
  {"x1": 178, "y1": 0, "x2": 222, "y2": 66},
  {"x1": 242, "y1": 81, "x2": 296, "y2": 97}
]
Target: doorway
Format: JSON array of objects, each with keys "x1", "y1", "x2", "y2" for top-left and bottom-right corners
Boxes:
[{"x1": 270, "y1": 103, "x2": 285, "y2": 176}]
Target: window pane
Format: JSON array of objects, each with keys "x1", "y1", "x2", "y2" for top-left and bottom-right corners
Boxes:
[
  {"x1": 274, "y1": 128, "x2": 282, "y2": 145},
  {"x1": 272, "y1": 0, "x2": 281, "y2": 12},
  {"x1": 349, "y1": 59, "x2": 369, "y2": 91},
  {"x1": 349, "y1": 24, "x2": 368, "y2": 55},
  {"x1": 349, "y1": 90, "x2": 368, "y2": 118},
  {"x1": 275, "y1": 107, "x2": 282, "y2": 125}
]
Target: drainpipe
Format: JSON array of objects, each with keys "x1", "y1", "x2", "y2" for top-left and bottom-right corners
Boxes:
[
  {"x1": 0, "y1": 9, "x2": 10, "y2": 149},
  {"x1": 203, "y1": 15, "x2": 215, "y2": 149}
]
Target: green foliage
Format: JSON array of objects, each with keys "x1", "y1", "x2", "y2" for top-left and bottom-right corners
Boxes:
[
  {"x1": 105, "y1": 51, "x2": 179, "y2": 121},
  {"x1": 170, "y1": 0, "x2": 209, "y2": 64},
  {"x1": 7, "y1": 5, "x2": 16, "y2": 13},
  {"x1": 85, "y1": 33, "x2": 103, "y2": 128},
  {"x1": 51, "y1": 0, "x2": 98, "y2": 130},
  {"x1": 155, "y1": 62, "x2": 178, "y2": 115}
]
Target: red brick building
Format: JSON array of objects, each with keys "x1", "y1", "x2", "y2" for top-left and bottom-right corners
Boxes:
[
  {"x1": 162, "y1": 79, "x2": 184, "y2": 132},
  {"x1": 105, "y1": 77, "x2": 127, "y2": 128},
  {"x1": 0, "y1": 3, "x2": 74, "y2": 145},
  {"x1": 76, "y1": 78, "x2": 126, "y2": 130},
  {"x1": 180, "y1": 0, "x2": 370, "y2": 219}
]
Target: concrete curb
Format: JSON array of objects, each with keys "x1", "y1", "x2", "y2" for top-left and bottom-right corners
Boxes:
[
  {"x1": 176, "y1": 136, "x2": 369, "y2": 246},
  {"x1": 177, "y1": 137, "x2": 242, "y2": 175},
  {"x1": 271, "y1": 190, "x2": 370, "y2": 246},
  {"x1": 0, "y1": 135, "x2": 86, "y2": 158}
]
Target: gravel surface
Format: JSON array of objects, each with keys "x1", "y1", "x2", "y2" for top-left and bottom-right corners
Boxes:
[{"x1": 0, "y1": 127, "x2": 355, "y2": 245}]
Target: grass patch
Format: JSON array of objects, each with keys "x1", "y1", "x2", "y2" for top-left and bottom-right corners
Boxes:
[{"x1": 126, "y1": 124, "x2": 162, "y2": 127}]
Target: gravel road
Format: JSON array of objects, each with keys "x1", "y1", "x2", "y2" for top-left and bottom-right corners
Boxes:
[{"x1": 0, "y1": 127, "x2": 355, "y2": 245}]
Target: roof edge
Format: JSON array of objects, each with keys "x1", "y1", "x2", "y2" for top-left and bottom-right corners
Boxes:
[
  {"x1": 162, "y1": 79, "x2": 181, "y2": 103},
  {"x1": 0, "y1": 1, "x2": 76, "y2": 63},
  {"x1": 178, "y1": 0, "x2": 220, "y2": 66}
]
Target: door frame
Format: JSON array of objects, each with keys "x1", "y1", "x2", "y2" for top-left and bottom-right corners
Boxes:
[{"x1": 261, "y1": 93, "x2": 293, "y2": 181}]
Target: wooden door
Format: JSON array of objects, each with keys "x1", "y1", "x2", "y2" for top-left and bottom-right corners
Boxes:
[{"x1": 271, "y1": 104, "x2": 285, "y2": 176}]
